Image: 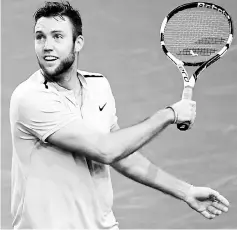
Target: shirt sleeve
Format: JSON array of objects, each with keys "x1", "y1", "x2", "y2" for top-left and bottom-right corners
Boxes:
[
  {"x1": 17, "y1": 89, "x2": 79, "y2": 143},
  {"x1": 104, "y1": 78, "x2": 118, "y2": 131}
]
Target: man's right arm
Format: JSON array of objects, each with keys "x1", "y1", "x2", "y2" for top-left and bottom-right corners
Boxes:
[
  {"x1": 47, "y1": 109, "x2": 173, "y2": 164},
  {"x1": 47, "y1": 99, "x2": 195, "y2": 164}
]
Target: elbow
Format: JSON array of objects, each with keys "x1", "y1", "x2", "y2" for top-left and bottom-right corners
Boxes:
[
  {"x1": 99, "y1": 145, "x2": 121, "y2": 165},
  {"x1": 96, "y1": 134, "x2": 127, "y2": 165},
  {"x1": 101, "y1": 156, "x2": 114, "y2": 165},
  {"x1": 100, "y1": 151, "x2": 117, "y2": 165}
]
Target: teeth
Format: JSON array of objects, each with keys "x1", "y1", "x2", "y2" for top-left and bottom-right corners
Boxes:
[{"x1": 44, "y1": 56, "x2": 57, "y2": 61}]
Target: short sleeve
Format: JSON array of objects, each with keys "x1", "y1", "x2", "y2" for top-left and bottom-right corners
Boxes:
[
  {"x1": 104, "y1": 78, "x2": 118, "y2": 131},
  {"x1": 17, "y1": 89, "x2": 79, "y2": 143}
]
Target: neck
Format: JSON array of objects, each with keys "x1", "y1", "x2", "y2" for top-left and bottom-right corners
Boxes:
[
  {"x1": 56, "y1": 64, "x2": 78, "y2": 91},
  {"x1": 42, "y1": 58, "x2": 80, "y2": 91}
]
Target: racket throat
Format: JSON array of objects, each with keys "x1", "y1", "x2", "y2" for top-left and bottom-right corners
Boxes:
[{"x1": 177, "y1": 65, "x2": 195, "y2": 88}]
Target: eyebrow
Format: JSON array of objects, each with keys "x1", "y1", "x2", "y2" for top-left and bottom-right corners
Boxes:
[{"x1": 35, "y1": 30, "x2": 64, "y2": 34}]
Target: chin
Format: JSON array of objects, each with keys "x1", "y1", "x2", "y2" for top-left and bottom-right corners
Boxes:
[{"x1": 41, "y1": 65, "x2": 60, "y2": 78}]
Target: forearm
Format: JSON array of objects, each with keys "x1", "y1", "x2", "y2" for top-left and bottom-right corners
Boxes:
[
  {"x1": 112, "y1": 152, "x2": 192, "y2": 201},
  {"x1": 47, "y1": 96, "x2": 195, "y2": 165},
  {"x1": 103, "y1": 108, "x2": 174, "y2": 163},
  {"x1": 48, "y1": 108, "x2": 174, "y2": 165}
]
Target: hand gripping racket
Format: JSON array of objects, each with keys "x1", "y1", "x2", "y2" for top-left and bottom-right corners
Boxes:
[{"x1": 160, "y1": 2, "x2": 234, "y2": 131}]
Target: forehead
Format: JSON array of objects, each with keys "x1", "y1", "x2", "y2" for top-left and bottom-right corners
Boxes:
[{"x1": 35, "y1": 16, "x2": 73, "y2": 34}]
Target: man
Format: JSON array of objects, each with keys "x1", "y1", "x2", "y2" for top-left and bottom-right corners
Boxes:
[{"x1": 10, "y1": 1, "x2": 229, "y2": 229}]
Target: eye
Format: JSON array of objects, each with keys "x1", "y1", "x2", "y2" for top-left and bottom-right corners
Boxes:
[
  {"x1": 54, "y1": 34, "x2": 63, "y2": 40},
  {"x1": 35, "y1": 34, "x2": 45, "y2": 41}
]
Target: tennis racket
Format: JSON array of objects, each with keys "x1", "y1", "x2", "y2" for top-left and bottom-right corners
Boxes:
[{"x1": 160, "y1": 2, "x2": 234, "y2": 131}]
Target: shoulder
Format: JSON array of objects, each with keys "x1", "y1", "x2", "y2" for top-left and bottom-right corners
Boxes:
[
  {"x1": 79, "y1": 70, "x2": 112, "y2": 90},
  {"x1": 10, "y1": 70, "x2": 59, "y2": 112},
  {"x1": 80, "y1": 70, "x2": 104, "y2": 79},
  {"x1": 11, "y1": 70, "x2": 43, "y2": 97}
]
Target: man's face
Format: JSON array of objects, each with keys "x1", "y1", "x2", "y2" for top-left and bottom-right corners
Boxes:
[{"x1": 34, "y1": 16, "x2": 76, "y2": 79}]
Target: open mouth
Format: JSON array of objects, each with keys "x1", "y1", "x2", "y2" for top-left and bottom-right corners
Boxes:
[{"x1": 44, "y1": 56, "x2": 58, "y2": 61}]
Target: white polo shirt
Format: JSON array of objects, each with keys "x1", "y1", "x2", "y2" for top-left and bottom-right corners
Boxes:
[{"x1": 10, "y1": 69, "x2": 119, "y2": 229}]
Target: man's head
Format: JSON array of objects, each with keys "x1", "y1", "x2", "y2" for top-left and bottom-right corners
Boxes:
[
  {"x1": 34, "y1": 1, "x2": 84, "y2": 80},
  {"x1": 34, "y1": 1, "x2": 83, "y2": 42}
]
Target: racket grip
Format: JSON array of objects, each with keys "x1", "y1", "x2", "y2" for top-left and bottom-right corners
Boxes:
[
  {"x1": 177, "y1": 121, "x2": 191, "y2": 131},
  {"x1": 177, "y1": 86, "x2": 193, "y2": 131}
]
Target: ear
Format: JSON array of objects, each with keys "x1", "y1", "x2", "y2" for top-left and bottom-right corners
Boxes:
[{"x1": 74, "y1": 35, "x2": 84, "y2": 52}]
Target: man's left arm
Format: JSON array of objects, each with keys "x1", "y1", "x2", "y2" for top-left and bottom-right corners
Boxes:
[
  {"x1": 107, "y1": 81, "x2": 229, "y2": 219},
  {"x1": 112, "y1": 149, "x2": 191, "y2": 201},
  {"x1": 111, "y1": 125, "x2": 229, "y2": 219},
  {"x1": 110, "y1": 123, "x2": 191, "y2": 200}
]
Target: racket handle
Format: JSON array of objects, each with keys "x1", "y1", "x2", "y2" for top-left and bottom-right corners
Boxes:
[
  {"x1": 177, "y1": 86, "x2": 193, "y2": 131},
  {"x1": 177, "y1": 121, "x2": 191, "y2": 131}
]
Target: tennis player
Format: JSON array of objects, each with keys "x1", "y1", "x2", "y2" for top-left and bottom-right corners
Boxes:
[{"x1": 10, "y1": 1, "x2": 229, "y2": 229}]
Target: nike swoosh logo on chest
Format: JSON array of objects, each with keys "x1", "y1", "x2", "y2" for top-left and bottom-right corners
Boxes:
[{"x1": 99, "y1": 103, "x2": 107, "y2": 111}]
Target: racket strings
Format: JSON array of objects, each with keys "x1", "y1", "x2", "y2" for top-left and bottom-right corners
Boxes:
[
  {"x1": 164, "y1": 8, "x2": 230, "y2": 63},
  {"x1": 177, "y1": 47, "x2": 218, "y2": 56}
]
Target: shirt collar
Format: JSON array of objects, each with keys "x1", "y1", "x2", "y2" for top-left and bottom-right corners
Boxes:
[
  {"x1": 38, "y1": 69, "x2": 88, "y2": 91},
  {"x1": 77, "y1": 70, "x2": 88, "y2": 90}
]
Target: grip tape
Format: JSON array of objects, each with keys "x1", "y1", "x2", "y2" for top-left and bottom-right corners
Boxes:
[{"x1": 177, "y1": 87, "x2": 193, "y2": 131}]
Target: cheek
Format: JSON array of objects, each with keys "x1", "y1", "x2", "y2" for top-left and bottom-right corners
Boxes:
[
  {"x1": 61, "y1": 39, "x2": 75, "y2": 54},
  {"x1": 34, "y1": 43, "x2": 42, "y2": 56},
  {"x1": 62, "y1": 43, "x2": 73, "y2": 52}
]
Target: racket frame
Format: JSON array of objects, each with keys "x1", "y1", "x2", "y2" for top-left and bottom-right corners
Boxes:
[
  {"x1": 160, "y1": 2, "x2": 234, "y2": 130},
  {"x1": 160, "y1": 1, "x2": 233, "y2": 85}
]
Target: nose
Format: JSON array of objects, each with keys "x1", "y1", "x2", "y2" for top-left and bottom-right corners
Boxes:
[{"x1": 43, "y1": 38, "x2": 53, "y2": 51}]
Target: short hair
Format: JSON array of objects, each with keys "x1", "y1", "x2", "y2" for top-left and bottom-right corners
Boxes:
[{"x1": 34, "y1": 1, "x2": 83, "y2": 41}]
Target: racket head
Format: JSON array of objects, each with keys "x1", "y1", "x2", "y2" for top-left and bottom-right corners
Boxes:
[{"x1": 160, "y1": 2, "x2": 234, "y2": 67}]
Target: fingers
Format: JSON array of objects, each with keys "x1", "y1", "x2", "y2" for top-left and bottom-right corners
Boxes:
[
  {"x1": 207, "y1": 206, "x2": 222, "y2": 216},
  {"x1": 212, "y1": 200, "x2": 229, "y2": 213},
  {"x1": 200, "y1": 189, "x2": 229, "y2": 219},
  {"x1": 189, "y1": 100, "x2": 196, "y2": 109},
  {"x1": 187, "y1": 186, "x2": 230, "y2": 220},
  {"x1": 188, "y1": 111, "x2": 196, "y2": 129},
  {"x1": 171, "y1": 99, "x2": 196, "y2": 125},
  {"x1": 209, "y1": 190, "x2": 230, "y2": 208},
  {"x1": 200, "y1": 210, "x2": 216, "y2": 219},
  {"x1": 201, "y1": 206, "x2": 222, "y2": 219},
  {"x1": 201, "y1": 202, "x2": 227, "y2": 220},
  {"x1": 186, "y1": 100, "x2": 196, "y2": 129}
]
